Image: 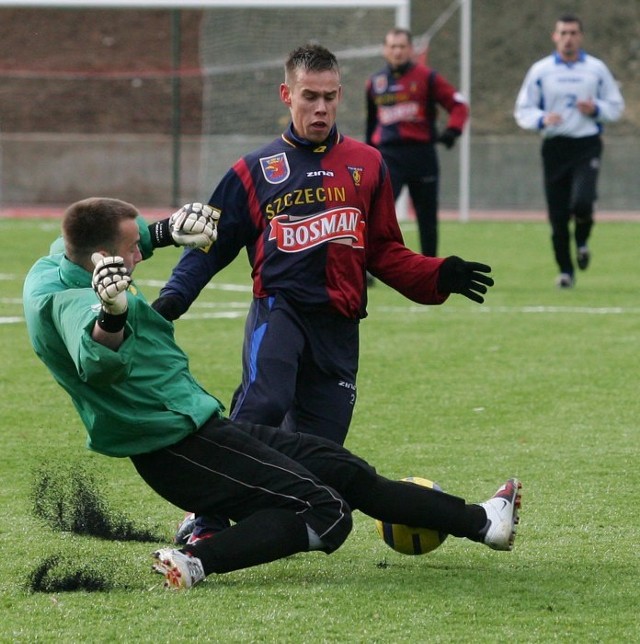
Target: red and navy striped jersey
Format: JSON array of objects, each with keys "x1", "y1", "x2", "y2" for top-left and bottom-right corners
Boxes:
[
  {"x1": 366, "y1": 62, "x2": 468, "y2": 147},
  {"x1": 160, "y1": 124, "x2": 448, "y2": 320}
]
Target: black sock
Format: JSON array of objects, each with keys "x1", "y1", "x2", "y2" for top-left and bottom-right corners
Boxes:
[
  {"x1": 346, "y1": 475, "x2": 487, "y2": 541},
  {"x1": 184, "y1": 508, "x2": 310, "y2": 575}
]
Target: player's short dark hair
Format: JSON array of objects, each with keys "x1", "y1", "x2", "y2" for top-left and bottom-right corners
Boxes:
[
  {"x1": 384, "y1": 27, "x2": 412, "y2": 44},
  {"x1": 557, "y1": 13, "x2": 583, "y2": 31},
  {"x1": 285, "y1": 44, "x2": 339, "y2": 84},
  {"x1": 62, "y1": 197, "x2": 138, "y2": 264}
]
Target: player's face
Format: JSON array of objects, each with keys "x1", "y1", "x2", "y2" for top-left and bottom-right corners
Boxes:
[
  {"x1": 280, "y1": 69, "x2": 342, "y2": 143},
  {"x1": 552, "y1": 20, "x2": 583, "y2": 61},
  {"x1": 383, "y1": 33, "x2": 413, "y2": 68},
  {"x1": 111, "y1": 218, "x2": 143, "y2": 273}
]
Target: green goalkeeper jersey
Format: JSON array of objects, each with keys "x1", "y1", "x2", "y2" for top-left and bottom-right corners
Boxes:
[{"x1": 23, "y1": 231, "x2": 223, "y2": 457}]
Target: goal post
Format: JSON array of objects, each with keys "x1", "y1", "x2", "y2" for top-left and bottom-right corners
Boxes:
[
  {"x1": 0, "y1": 0, "x2": 407, "y2": 11},
  {"x1": 0, "y1": 0, "x2": 410, "y2": 207},
  {"x1": 0, "y1": 0, "x2": 474, "y2": 219},
  {"x1": 0, "y1": 0, "x2": 418, "y2": 208}
]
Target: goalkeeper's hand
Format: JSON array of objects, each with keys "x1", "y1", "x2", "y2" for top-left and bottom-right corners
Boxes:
[
  {"x1": 148, "y1": 203, "x2": 220, "y2": 249},
  {"x1": 436, "y1": 255, "x2": 494, "y2": 304},
  {"x1": 91, "y1": 253, "x2": 131, "y2": 315},
  {"x1": 437, "y1": 127, "x2": 461, "y2": 149},
  {"x1": 170, "y1": 202, "x2": 219, "y2": 248}
]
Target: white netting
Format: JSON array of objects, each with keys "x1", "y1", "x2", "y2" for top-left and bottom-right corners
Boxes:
[
  {"x1": 196, "y1": 6, "x2": 398, "y2": 197},
  {"x1": 0, "y1": 5, "x2": 410, "y2": 206}
]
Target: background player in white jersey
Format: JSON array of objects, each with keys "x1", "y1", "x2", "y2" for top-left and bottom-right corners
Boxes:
[{"x1": 514, "y1": 13, "x2": 624, "y2": 288}]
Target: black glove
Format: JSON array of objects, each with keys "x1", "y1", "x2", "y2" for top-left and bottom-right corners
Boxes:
[
  {"x1": 148, "y1": 217, "x2": 178, "y2": 248},
  {"x1": 437, "y1": 127, "x2": 461, "y2": 149},
  {"x1": 437, "y1": 256, "x2": 494, "y2": 304}
]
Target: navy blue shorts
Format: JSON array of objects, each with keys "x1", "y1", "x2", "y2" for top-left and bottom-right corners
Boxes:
[{"x1": 230, "y1": 295, "x2": 359, "y2": 445}]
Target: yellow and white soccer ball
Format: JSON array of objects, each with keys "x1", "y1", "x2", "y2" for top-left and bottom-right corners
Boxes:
[{"x1": 375, "y1": 476, "x2": 448, "y2": 555}]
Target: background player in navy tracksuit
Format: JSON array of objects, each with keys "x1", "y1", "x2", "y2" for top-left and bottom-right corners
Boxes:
[
  {"x1": 514, "y1": 13, "x2": 624, "y2": 288},
  {"x1": 366, "y1": 28, "x2": 469, "y2": 258},
  {"x1": 153, "y1": 44, "x2": 493, "y2": 543}
]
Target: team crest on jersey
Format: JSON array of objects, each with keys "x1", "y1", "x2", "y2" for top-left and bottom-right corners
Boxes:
[
  {"x1": 347, "y1": 166, "x2": 363, "y2": 187},
  {"x1": 260, "y1": 153, "x2": 290, "y2": 184},
  {"x1": 373, "y1": 74, "x2": 388, "y2": 94}
]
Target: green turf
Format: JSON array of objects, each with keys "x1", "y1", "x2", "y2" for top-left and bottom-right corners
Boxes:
[{"x1": 1, "y1": 217, "x2": 638, "y2": 642}]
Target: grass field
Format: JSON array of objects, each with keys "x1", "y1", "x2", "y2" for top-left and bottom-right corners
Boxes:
[{"x1": 1, "y1": 216, "x2": 638, "y2": 642}]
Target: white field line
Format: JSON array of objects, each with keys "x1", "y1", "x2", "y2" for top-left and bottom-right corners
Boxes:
[
  {"x1": 4, "y1": 279, "x2": 640, "y2": 323},
  {"x1": 4, "y1": 305, "x2": 640, "y2": 325},
  {"x1": 148, "y1": 303, "x2": 640, "y2": 322},
  {"x1": 1, "y1": 278, "x2": 254, "y2": 323},
  {"x1": 140, "y1": 279, "x2": 252, "y2": 293},
  {"x1": 374, "y1": 304, "x2": 640, "y2": 315}
]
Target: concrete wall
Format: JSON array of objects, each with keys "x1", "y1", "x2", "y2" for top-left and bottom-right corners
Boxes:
[
  {"x1": 440, "y1": 136, "x2": 640, "y2": 212},
  {"x1": 2, "y1": 133, "x2": 638, "y2": 212}
]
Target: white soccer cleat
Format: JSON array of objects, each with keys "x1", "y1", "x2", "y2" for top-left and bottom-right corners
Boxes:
[
  {"x1": 479, "y1": 478, "x2": 522, "y2": 551},
  {"x1": 152, "y1": 548, "x2": 205, "y2": 590}
]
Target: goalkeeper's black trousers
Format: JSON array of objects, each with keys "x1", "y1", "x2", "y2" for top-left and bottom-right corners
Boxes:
[{"x1": 131, "y1": 416, "x2": 487, "y2": 576}]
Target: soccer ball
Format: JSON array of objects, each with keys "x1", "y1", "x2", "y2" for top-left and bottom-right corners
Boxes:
[{"x1": 375, "y1": 476, "x2": 448, "y2": 555}]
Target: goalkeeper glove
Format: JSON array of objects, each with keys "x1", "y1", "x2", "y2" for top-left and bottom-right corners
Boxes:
[
  {"x1": 437, "y1": 255, "x2": 494, "y2": 304},
  {"x1": 91, "y1": 254, "x2": 131, "y2": 332},
  {"x1": 149, "y1": 203, "x2": 220, "y2": 249},
  {"x1": 437, "y1": 127, "x2": 461, "y2": 149}
]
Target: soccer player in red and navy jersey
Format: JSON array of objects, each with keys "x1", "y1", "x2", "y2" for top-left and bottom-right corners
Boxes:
[
  {"x1": 366, "y1": 28, "x2": 469, "y2": 257},
  {"x1": 153, "y1": 44, "x2": 492, "y2": 544}
]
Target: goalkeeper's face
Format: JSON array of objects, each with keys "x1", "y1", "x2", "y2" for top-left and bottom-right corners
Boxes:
[
  {"x1": 280, "y1": 69, "x2": 342, "y2": 144},
  {"x1": 108, "y1": 218, "x2": 143, "y2": 274}
]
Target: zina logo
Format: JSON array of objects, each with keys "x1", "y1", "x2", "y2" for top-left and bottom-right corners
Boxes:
[{"x1": 306, "y1": 170, "x2": 334, "y2": 177}]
